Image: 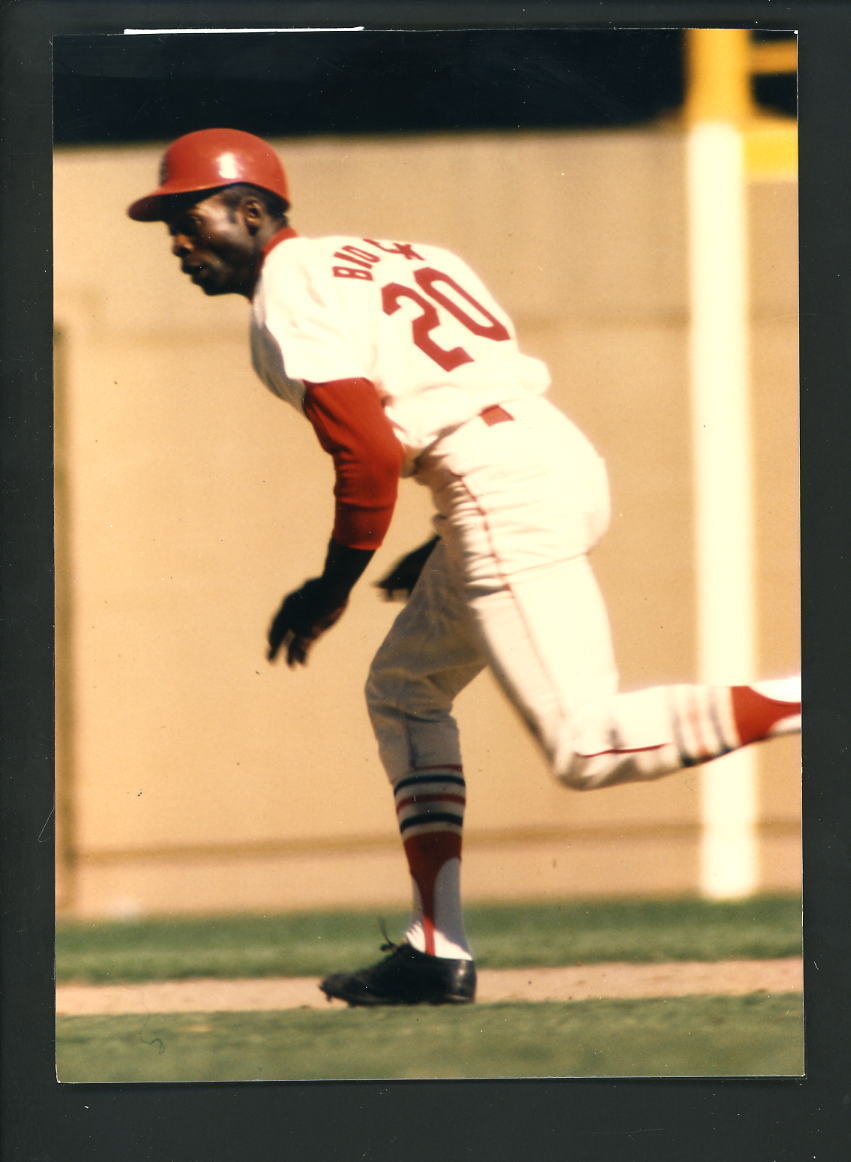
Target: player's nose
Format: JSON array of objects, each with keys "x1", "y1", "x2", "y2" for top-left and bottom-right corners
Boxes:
[{"x1": 171, "y1": 233, "x2": 191, "y2": 258}]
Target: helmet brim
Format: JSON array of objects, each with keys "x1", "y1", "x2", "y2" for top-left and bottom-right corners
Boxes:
[
  {"x1": 126, "y1": 181, "x2": 227, "y2": 222},
  {"x1": 127, "y1": 192, "x2": 166, "y2": 221}
]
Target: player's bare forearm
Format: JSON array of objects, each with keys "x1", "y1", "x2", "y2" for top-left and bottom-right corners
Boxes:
[{"x1": 375, "y1": 536, "x2": 439, "y2": 601}]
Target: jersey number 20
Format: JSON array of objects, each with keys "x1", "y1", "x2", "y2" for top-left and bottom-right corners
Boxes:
[{"x1": 381, "y1": 267, "x2": 510, "y2": 371}]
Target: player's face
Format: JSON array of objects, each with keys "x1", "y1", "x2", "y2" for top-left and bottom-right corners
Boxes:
[{"x1": 164, "y1": 193, "x2": 259, "y2": 297}]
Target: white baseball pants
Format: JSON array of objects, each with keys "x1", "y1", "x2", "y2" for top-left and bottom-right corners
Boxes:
[
  {"x1": 367, "y1": 392, "x2": 798, "y2": 792},
  {"x1": 367, "y1": 392, "x2": 712, "y2": 791}
]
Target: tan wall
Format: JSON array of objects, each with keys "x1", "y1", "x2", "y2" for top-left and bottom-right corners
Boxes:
[{"x1": 54, "y1": 129, "x2": 799, "y2": 917}]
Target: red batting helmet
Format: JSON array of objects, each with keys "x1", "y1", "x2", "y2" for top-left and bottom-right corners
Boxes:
[{"x1": 127, "y1": 128, "x2": 290, "y2": 221}]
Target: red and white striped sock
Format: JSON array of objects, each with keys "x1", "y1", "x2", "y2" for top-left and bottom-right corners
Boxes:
[
  {"x1": 567, "y1": 675, "x2": 802, "y2": 786},
  {"x1": 393, "y1": 766, "x2": 473, "y2": 961},
  {"x1": 667, "y1": 676, "x2": 801, "y2": 768}
]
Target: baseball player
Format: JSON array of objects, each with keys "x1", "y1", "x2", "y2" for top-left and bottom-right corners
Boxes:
[{"x1": 128, "y1": 129, "x2": 801, "y2": 1007}]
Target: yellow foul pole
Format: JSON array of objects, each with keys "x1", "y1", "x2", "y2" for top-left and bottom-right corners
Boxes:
[{"x1": 685, "y1": 29, "x2": 757, "y2": 899}]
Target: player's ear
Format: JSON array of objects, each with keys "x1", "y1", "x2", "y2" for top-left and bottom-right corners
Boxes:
[{"x1": 241, "y1": 197, "x2": 265, "y2": 235}]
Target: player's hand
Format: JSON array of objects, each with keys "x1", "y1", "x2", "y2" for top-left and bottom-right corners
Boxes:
[
  {"x1": 267, "y1": 579, "x2": 348, "y2": 668},
  {"x1": 374, "y1": 537, "x2": 439, "y2": 601}
]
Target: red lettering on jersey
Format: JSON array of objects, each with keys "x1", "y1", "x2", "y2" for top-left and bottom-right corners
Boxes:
[
  {"x1": 415, "y1": 268, "x2": 510, "y2": 342},
  {"x1": 333, "y1": 245, "x2": 382, "y2": 268},
  {"x1": 381, "y1": 282, "x2": 473, "y2": 371},
  {"x1": 364, "y1": 239, "x2": 424, "y2": 262},
  {"x1": 380, "y1": 265, "x2": 511, "y2": 371},
  {"x1": 333, "y1": 266, "x2": 374, "y2": 281}
]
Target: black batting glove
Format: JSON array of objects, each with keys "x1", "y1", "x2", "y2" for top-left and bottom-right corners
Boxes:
[
  {"x1": 266, "y1": 578, "x2": 348, "y2": 667},
  {"x1": 267, "y1": 541, "x2": 375, "y2": 668},
  {"x1": 375, "y1": 536, "x2": 439, "y2": 601}
]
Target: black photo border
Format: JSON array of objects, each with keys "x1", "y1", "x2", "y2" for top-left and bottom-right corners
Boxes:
[{"x1": 2, "y1": 2, "x2": 848, "y2": 1160}]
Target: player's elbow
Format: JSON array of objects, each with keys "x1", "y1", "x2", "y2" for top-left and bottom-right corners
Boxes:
[
  {"x1": 363, "y1": 446, "x2": 402, "y2": 500},
  {"x1": 370, "y1": 432, "x2": 405, "y2": 493},
  {"x1": 336, "y1": 438, "x2": 402, "y2": 508},
  {"x1": 332, "y1": 451, "x2": 400, "y2": 548}
]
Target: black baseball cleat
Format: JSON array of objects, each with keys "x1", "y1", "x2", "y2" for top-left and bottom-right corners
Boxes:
[{"x1": 319, "y1": 942, "x2": 476, "y2": 1007}]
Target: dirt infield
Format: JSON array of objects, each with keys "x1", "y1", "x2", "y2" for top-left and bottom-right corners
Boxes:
[{"x1": 56, "y1": 957, "x2": 802, "y2": 1015}]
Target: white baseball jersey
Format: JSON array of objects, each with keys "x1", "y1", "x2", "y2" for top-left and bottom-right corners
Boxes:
[{"x1": 250, "y1": 232, "x2": 550, "y2": 470}]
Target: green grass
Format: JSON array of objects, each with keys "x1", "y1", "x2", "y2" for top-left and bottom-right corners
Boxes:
[
  {"x1": 56, "y1": 896, "x2": 803, "y2": 1083},
  {"x1": 56, "y1": 894, "x2": 802, "y2": 984},
  {"x1": 56, "y1": 994, "x2": 804, "y2": 1083}
]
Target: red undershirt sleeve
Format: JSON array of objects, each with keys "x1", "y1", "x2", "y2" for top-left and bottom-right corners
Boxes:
[{"x1": 302, "y1": 378, "x2": 404, "y2": 551}]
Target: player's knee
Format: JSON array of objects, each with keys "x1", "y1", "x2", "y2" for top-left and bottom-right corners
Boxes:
[
  {"x1": 554, "y1": 752, "x2": 601, "y2": 791},
  {"x1": 364, "y1": 660, "x2": 418, "y2": 724},
  {"x1": 551, "y1": 740, "x2": 622, "y2": 791},
  {"x1": 365, "y1": 653, "x2": 452, "y2": 723},
  {"x1": 553, "y1": 743, "x2": 674, "y2": 792},
  {"x1": 364, "y1": 666, "x2": 389, "y2": 717}
]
